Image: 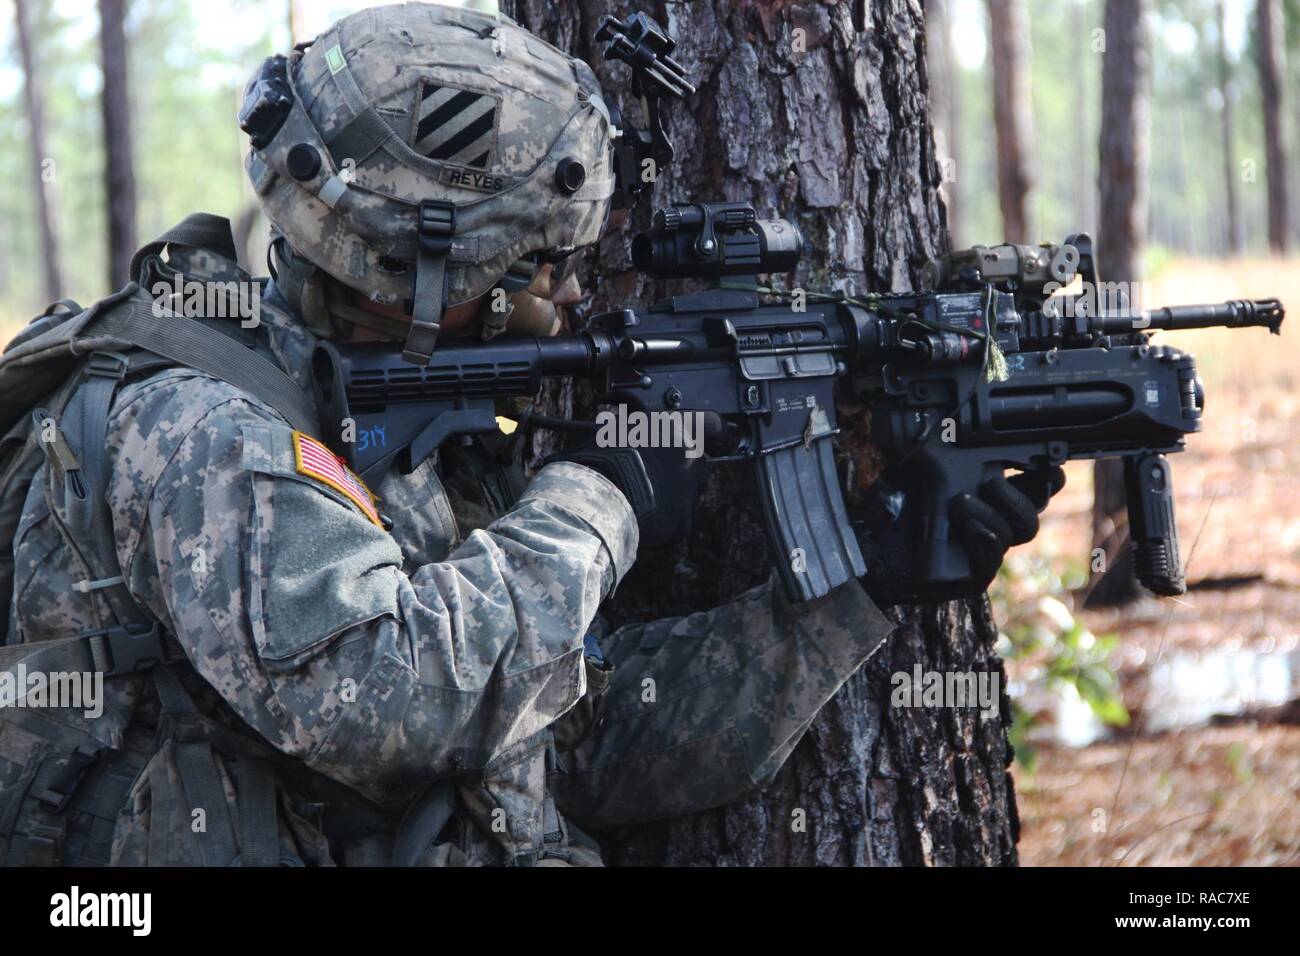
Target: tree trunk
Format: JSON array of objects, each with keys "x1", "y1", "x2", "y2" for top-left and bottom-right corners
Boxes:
[
  {"x1": 506, "y1": 0, "x2": 1019, "y2": 866},
  {"x1": 1256, "y1": 0, "x2": 1290, "y2": 252},
  {"x1": 1072, "y1": 0, "x2": 1092, "y2": 235},
  {"x1": 987, "y1": 0, "x2": 1034, "y2": 242},
  {"x1": 925, "y1": 0, "x2": 959, "y2": 242},
  {"x1": 1217, "y1": 0, "x2": 1242, "y2": 255},
  {"x1": 1089, "y1": 0, "x2": 1152, "y2": 608},
  {"x1": 13, "y1": 0, "x2": 64, "y2": 305},
  {"x1": 288, "y1": 0, "x2": 303, "y2": 44},
  {"x1": 1097, "y1": 0, "x2": 1150, "y2": 288},
  {"x1": 99, "y1": 0, "x2": 136, "y2": 290}
]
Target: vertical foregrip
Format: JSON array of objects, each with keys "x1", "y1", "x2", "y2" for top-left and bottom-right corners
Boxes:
[{"x1": 1123, "y1": 452, "x2": 1187, "y2": 596}]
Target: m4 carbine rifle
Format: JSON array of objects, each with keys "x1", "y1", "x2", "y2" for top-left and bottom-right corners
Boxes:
[{"x1": 312, "y1": 202, "x2": 1284, "y2": 603}]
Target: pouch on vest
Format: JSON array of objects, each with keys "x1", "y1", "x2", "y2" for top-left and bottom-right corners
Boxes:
[
  {"x1": 0, "y1": 630, "x2": 143, "y2": 866},
  {"x1": 108, "y1": 666, "x2": 333, "y2": 867}
]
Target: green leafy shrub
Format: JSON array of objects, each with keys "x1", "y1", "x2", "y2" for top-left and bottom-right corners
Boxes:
[{"x1": 991, "y1": 551, "x2": 1129, "y2": 771}]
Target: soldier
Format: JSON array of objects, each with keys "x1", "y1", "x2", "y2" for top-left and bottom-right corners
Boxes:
[{"x1": 0, "y1": 3, "x2": 1059, "y2": 866}]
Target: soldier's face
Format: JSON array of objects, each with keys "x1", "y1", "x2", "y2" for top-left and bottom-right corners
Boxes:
[
  {"x1": 350, "y1": 263, "x2": 584, "y2": 341},
  {"x1": 500, "y1": 262, "x2": 583, "y2": 337}
]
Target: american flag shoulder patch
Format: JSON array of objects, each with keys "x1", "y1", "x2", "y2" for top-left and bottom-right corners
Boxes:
[
  {"x1": 291, "y1": 431, "x2": 383, "y2": 529},
  {"x1": 411, "y1": 79, "x2": 499, "y2": 169}
]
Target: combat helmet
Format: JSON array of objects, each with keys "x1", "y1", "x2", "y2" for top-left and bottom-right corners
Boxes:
[{"x1": 239, "y1": 2, "x2": 615, "y2": 363}]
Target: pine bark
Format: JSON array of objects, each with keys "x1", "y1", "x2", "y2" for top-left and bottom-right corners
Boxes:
[
  {"x1": 99, "y1": 0, "x2": 137, "y2": 290},
  {"x1": 506, "y1": 0, "x2": 1019, "y2": 867},
  {"x1": 925, "y1": 0, "x2": 959, "y2": 241},
  {"x1": 14, "y1": 0, "x2": 64, "y2": 304},
  {"x1": 986, "y1": 0, "x2": 1034, "y2": 242},
  {"x1": 1256, "y1": 0, "x2": 1290, "y2": 252}
]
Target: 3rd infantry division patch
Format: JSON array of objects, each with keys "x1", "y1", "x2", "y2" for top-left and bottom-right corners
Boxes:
[{"x1": 413, "y1": 80, "x2": 499, "y2": 169}]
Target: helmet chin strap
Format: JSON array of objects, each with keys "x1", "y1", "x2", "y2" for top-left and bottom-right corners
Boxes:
[
  {"x1": 276, "y1": 233, "x2": 554, "y2": 347},
  {"x1": 476, "y1": 291, "x2": 513, "y2": 341},
  {"x1": 325, "y1": 297, "x2": 412, "y2": 341},
  {"x1": 403, "y1": 200, "x2": 456, "y2": 365}
]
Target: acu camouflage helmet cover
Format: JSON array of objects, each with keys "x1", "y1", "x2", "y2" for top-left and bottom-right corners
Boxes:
[{"x1": 241, "y1": 2, "x2": 615, "y2": 359}]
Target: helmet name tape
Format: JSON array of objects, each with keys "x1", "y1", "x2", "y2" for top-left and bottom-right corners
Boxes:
[{"x1": 440, "y1": 166, "x2": 507, "y2": 193}]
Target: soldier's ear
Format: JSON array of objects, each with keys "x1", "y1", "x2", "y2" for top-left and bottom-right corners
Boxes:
[{"x1": 438, "y1": 295, "x2": 490, "y2": 335}]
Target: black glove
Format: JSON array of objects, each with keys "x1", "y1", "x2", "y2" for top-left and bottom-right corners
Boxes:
[
  {"x1": 951, "y1": 468, "x2": 1066, "y2": 588},
  {"x1": 550, "y1": 442, "x2": 704, "y2": 550},
  {"x1": 856, "y1": 466, "x2": 1066, "y2": 607}
]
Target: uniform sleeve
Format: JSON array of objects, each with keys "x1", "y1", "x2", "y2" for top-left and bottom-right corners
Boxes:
[
  {"x1": 548, "y1": 576, "x2": 895, "y2": 828},
  {"x1": 121, "y1": 387, "x2": 637, "y2": 805}
]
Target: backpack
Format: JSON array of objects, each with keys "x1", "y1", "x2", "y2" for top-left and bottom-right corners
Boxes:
[
  {"x1": 0, "y1": 214, "x2": 320, "y2": 636},
  {"x1": 0, "y1": 214, "x2": 331, "y2": 866}
]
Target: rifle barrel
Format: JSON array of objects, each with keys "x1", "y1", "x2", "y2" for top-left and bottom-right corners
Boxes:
[{"x1": 1093, "y1": 298, "x2": 1284, "y2": 335}]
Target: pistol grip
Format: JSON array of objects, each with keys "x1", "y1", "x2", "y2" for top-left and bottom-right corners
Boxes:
[
  {"x1": 1123, "y1": 453, "x2": 1186, "y2": 596},
  {"x1": 919, "y1": 482, "x2": 971, "y2": 588},
  {"x1": 914, "y1": 450, "x2": 996, "y2": 591}
]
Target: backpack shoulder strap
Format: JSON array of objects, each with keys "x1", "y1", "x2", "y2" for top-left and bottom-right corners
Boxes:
[
  {"x1": 3, "y1": 214, "x2": 318, "y2": 650},
  {"x1": 0, "y1": 623, "x2": 183, "y2": 683},
  {"x1": 88, "y1": 297, "x2": 320, "y2": 436},
  {"x1": 113, "y1": 213, "x2": 320, "y2": 434},
  {"x1": 127, "y1": 212, "x2": 241, "y2": 284}
]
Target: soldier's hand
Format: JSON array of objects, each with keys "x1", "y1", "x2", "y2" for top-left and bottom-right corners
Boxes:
[
  {"x1": 549, "y1": 443, "x2": 704, "y2": 550},
  {"x1": 855, "y1": 465, "x2": 1065, "y2": 607},
  {"x1": 951, "y1": 467, "x2": 1066, "y2": 589}
]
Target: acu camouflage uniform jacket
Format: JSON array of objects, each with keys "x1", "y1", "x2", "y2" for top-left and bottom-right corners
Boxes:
[{"x1": 0, "y1": 247, "x2": 894, "y2": 866}]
